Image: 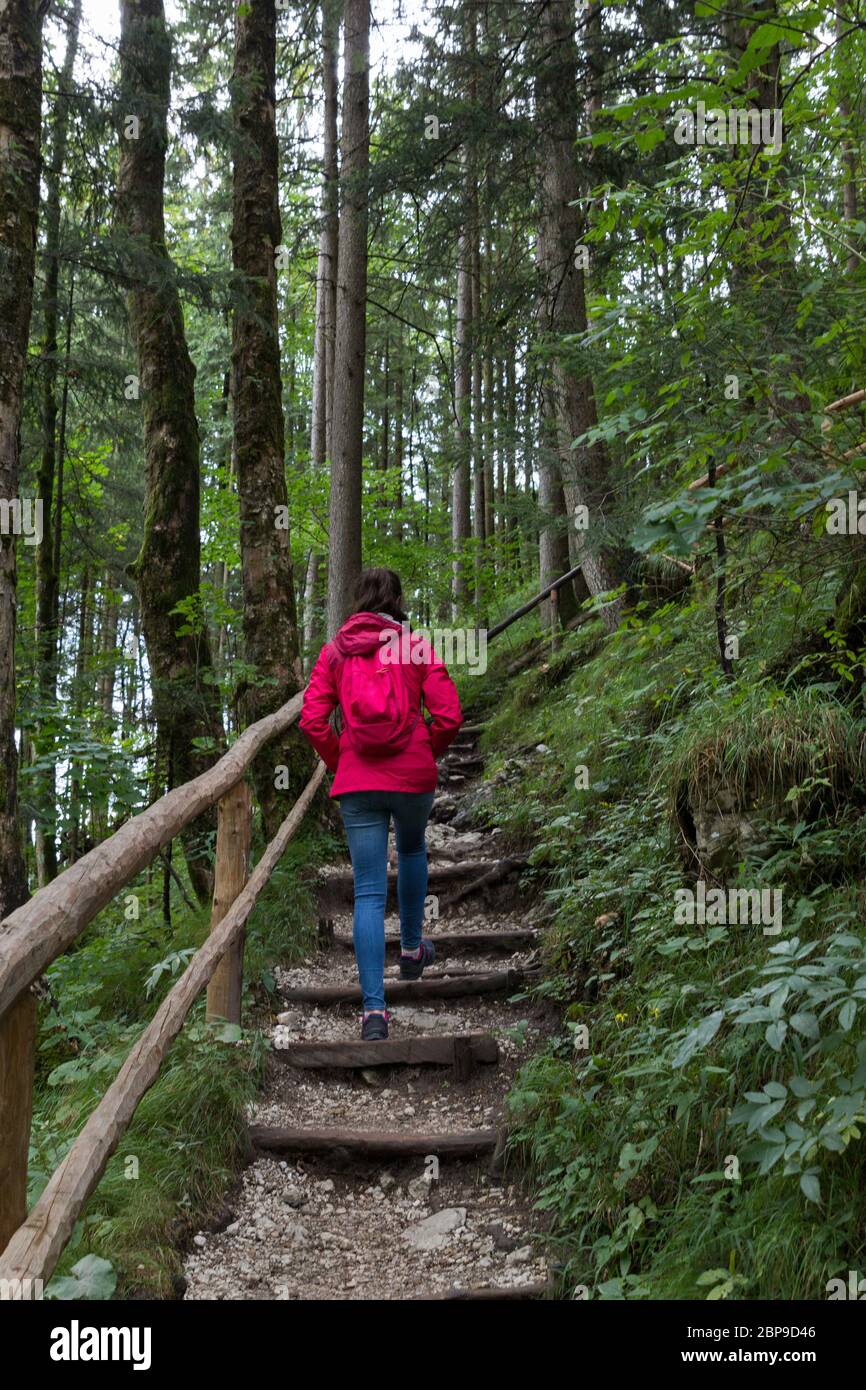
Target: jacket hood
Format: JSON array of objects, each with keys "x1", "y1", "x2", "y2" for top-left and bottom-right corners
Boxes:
[{"x1": 333, "y1": 611, "x2": 405, "y2": 656}]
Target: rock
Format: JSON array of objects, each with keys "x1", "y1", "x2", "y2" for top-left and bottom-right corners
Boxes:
[
  {"x1": 317, "y1": 1179, "x2": 335, "y2": 1193},
  {"x1": 281, "y1": 1187, "x2": 307, "y2": 1209},
  {"x1": 204, "y1": 1205, "x2": 235, "y2": 1234},
  {"x1": 225, "y1": 1220, "x2": 241, "y2": 1236},
  {"x1": 283, "y1": 1222, "x2": 308, "y2": 1248},
  {"x1": 393, "y1": 1006, "x2": 463, "y2": 1031},
  {"x1": 320, "y1": 1231, "x2": 352, "y2": 1251},
  {"x1": 505, "y1": 1245, "x2": 533, "y2": 1266},
  {"x1": 276, "y1": 1011, "x2": 302, "y2": 1027},
  {"x1": 193, "y1": 1234, "x2": 207, "y2": 1249},
  {"x1": 485, "y1": 1222, "x2": 519, "y2": 1253},
  {"x1": 361, "y1": 1068, "x2": 384, "y2": 1087},
  {"x1": 402, "y1": 1207, "x2": 467, "y2": 1251},
  {"x1": 535, "y1": 744, "x2": 551, "y2": 754},
  {"x1": 378, "y1": 1171, "x2": 396, "y2": 1193}
]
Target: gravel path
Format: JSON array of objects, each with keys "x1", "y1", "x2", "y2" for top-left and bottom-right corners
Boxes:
[{"x1": 183, "y1": 733, "x2": 550, "y2": 1301}]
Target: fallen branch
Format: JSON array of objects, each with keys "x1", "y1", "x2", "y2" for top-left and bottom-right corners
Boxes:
[
  {"x1": 824, "y1": 387, "x2": 866, "y2": 414},
  {"x1": 687, "y1": 459, "x2": 734, "y2": 492}
]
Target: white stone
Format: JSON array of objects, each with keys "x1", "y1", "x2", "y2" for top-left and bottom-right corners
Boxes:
[{"x1": 402, "y1": 1207, "x2": 467, "y2": 1251}]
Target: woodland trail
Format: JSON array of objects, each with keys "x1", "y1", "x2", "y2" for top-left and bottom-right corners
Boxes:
[{"x1": 182, "y1": 727, "x2": 553, "y2": 1301}]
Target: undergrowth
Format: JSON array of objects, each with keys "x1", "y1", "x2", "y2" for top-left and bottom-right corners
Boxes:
[{"x1": 468, "y1": 566, "x2": 866, "y2": 1301}]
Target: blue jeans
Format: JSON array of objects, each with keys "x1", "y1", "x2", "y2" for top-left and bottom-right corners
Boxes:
[{"x1": 338, "y1": 790, "x2": 436, "y2": 1013}]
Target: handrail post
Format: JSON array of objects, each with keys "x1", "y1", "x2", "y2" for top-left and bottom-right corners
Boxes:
[
  {"x1": 0, "y1": 991, "x2": 36, "y2": 1252},
  {"x1": 206, "y1": 781, "x2": 252, "y2": 1026}
]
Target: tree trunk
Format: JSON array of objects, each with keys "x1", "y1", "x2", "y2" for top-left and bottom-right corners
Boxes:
[
  {"x1": 0, "y1": 0, "x2": 46, "y2": 1257},
  {"x1": 305, "y1": 0, "x2": 340, "y2": 664},
  {"x1": 538, "y1": 388, "x2": 577, "y2": 627},
  {"x1": 34, "y1": 0, "x2": 81, "y2": 887},
  {"x1": 837, "y1": 3, "x2": 858, "y2": 274},
  {"x1": 327, "y1": 0, "x2": 370, "y2": 638},
  {"x1": 452, "y1": 211, "x2": 473, "y2": 617},
  {"x1": 535, "y1": 0, "x2": 624, "y2": 630},
  {"x1": 117, "y1": 0, "x2": 224, "y2": 903},
  {"x1": 392, "y1": 331, "x2": 404, "y2": 541},
  {"x1": 310, "y1": 0, "x2": 339, "y2": 465},
  {"x1": 230, "y1": 0, "x2": 307, "y2": 836}
]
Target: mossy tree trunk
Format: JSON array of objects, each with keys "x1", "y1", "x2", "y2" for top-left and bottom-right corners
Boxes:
[
  {"x1": 117, "y1": 0, "x2": 223, "y2": 903},
  {"x1": 34, "y1": 0, "x2": 81, "y2": 887},
  {"x1": 230, "y1": 0, "x2": 307, "y2": 835},
  {"x1": 0, "y1": 0, "x2": 47, "y2": 1255}
]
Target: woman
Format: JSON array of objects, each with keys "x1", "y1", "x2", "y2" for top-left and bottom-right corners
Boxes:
[{"x1": 299, "y1": 568, "x2": 463, "y2": 1040}]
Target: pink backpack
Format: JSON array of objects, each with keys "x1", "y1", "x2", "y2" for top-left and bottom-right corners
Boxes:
[{"x1": 327, "y1": 645, "x2": 421, "y2": 757}]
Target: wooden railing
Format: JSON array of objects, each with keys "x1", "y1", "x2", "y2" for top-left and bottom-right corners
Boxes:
[{"x1": 0, "y1": 691, "x2": 324, "y2": 1286}]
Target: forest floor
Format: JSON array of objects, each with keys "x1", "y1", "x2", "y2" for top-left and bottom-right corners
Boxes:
[{"x1": 181, "y1": 728, "x2": 554, "y2": 1300}]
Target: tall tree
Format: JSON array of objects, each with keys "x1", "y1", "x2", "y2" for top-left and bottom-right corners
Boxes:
[
  {"x1": 117, "y1": 0, "x2": 223, "y2": 901},
  {"x1": 231, "y1": 0, "x2": 307, "y2": 834},
  {"x1": 34, "y1": 0, "x2": 82, "y2": 886},
  {"x1": 327, "y1": 0, "x2": 370, "y2": 637},
  {"x1": 535, "y1": 0, "x2": 625, "y2": 630},
  {"x1": 305, "y1": 0, "x2": 341, "y2": 660},
  {"x1": 0, "y1": 0, "x2": 48, "y2": 1256}
]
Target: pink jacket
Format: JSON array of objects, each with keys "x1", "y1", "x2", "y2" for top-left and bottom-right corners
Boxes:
[{"x1": 299, "y1": 612, "x2": 463, "y2": 796}]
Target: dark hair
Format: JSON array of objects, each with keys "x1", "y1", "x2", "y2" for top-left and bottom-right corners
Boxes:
[{"x1": 349, "y1": 567, "x2": 408, "y2": 622}]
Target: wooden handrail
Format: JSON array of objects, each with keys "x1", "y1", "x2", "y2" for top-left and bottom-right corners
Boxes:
[
  {"x1": 0, "y1": 691, "x2": 304, "y2": 1026},
  {"x1": 0, "y1": 762, "x2": 326, "y2": 1287},
  {"x1": 485, "y1": 563, "x2": 586, "y2": 640}
]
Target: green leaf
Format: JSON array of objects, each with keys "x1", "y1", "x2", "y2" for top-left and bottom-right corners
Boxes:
[
  {"x1": 671, "y1": 1010, "x2": 724, "y2": 1068},
  {"x1": 765, "y1": 1021, "x2": 787, "y2": 1051},
  {"x1": 45, "y1": 1255, "x2": 117, "y2": 1301},
  {"x1": 799, "y1": 1173, "x2": 821, "y2": 1205}
]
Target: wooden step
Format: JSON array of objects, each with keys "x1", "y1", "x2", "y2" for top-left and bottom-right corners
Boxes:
[
  {"x1": 249, "y1": 1125, "x2": 497, "y2": 1159},
  {"x1": 272, "y1": 1031, "x2": 499, "y2": 1071},
  {"x1": 416, "y1": 1280, "x2": 553, "y2": 1301},
  {"x1": 333, "y1": 928, "x2": 538, "y2": 954},
  {"x1": 318, "y1": 857, "x2": 527, "y2": 913},
  {"x1": 280, "y1": 967, "x2": 530, "y2": 1006}
]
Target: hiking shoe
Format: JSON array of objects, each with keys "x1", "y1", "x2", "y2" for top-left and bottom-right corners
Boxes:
[
  {"x1": 361, "y1": 1010, "x2": 389, "y2": 1041},
  {"x1": 399, "y1": 938, "x2": 436, "y2": 980}
]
